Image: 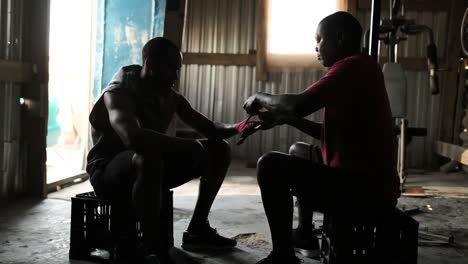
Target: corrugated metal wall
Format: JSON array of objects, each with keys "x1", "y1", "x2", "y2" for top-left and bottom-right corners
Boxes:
[
  {"x1": 179, "y1": 0, "x2": 447, "y2": 169},
  {"x1": 0, "y1": 0, "x2": 26, "y2": 197}
]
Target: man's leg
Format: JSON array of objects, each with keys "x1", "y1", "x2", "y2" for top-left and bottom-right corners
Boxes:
[
  {"x1": 163, "y1": 139, "x2": 236, "y2": 250},
  {"x1": 187, "y1": 139, "x2": 231, "y2": 232},
  {"x1": 96, "y1": 150, "x2": 162, "y2": 262},
  {"x1": 288, "y1": 142, "x2": 314, "y2": 233},
  {"x1": 256, "y1": 150, "x2": 336, "y2": 263},
  {"x1": 132, "y1": 152, "x2": 164, "y2": 255},
  {"x1": 288, "y1": 142, "x2": 323, "y2": 259},
  {"x1": 257, "y1": 151, "x2": 296, "y2": 258}
]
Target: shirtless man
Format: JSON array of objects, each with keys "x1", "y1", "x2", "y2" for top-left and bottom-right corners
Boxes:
[
  {"x1": 243, "y1": 12, "x2": 400, "y2": 264},
  {"x1": 86, "y1": 37, "x2": 258, "y2": 264}
]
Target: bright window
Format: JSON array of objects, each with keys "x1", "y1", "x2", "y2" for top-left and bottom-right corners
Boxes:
[
  {"x1": 265, "y1": 0, "x2": 345, "y2": 68},
  {"x1": 268, "y1": 0, "x2": 337, "y2": 54}
]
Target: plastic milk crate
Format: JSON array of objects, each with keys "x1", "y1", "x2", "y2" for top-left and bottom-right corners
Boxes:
[
  {"x1": 69, "y1": 190, "x2": 173, "y2": 261},
  {"x1": 320, "y1": 207, "x2": 419, "y2": 264}
]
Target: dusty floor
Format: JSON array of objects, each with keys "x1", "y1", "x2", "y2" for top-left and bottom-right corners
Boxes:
[{"x1": 1, "y1": 160, "x2": 468, "y2": 264}]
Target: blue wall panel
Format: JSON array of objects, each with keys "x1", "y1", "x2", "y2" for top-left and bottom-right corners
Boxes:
[{"x1": 93, "y1": 0, "x2": 166, "y2": 98}]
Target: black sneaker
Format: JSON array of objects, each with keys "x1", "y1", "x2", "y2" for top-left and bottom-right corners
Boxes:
[
  {"x1": 256, "y1": 252, "x2": 302, "y2": 264},
  {"x1": 292, "y1": 229, "x2": 321, "y2": 259},
  {"x1": 181, "y1": 227, "x2": 237, "y2": 251}
]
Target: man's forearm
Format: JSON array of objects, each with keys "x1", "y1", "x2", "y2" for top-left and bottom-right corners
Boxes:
[
  {"x1": 255, "y1": 92, "x2": 296, "y2": 115},
  {"x1": 214, "y1": 123, "x2": 238, "y2": 139},
  {"x1": 128, "y1": 128, "x2": 196, "y2": 153},
  {"x1": 194, "y1": 121, "x2": 238, "y2": 140},
  {"x1": 285, "y1": 117, "x2": 322, "y2": 139}
]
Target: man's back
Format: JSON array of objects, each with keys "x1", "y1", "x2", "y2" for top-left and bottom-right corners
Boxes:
[
  {"x1": 306, "y1": 54, "x2": 400, "y2": 200},
  {"x1": 86, "y1": 65, "x2": 177, "y2": 186}
]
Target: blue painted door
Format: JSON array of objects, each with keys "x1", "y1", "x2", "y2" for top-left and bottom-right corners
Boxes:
[{"x1": 93, "y1": 0, "x2": 166, "y2": 99}]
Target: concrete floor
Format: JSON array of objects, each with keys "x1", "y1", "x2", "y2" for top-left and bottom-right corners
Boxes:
[{"x1": 1, "y1": 160, "x2": 468, "y2": 264}]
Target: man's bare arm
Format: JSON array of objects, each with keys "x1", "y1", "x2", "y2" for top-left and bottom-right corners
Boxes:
[
  {"x1": 256, "y1": 111, "x2": 321, "y2": 139},
  {"x1": 245, "y1": 91, "x2": 323, "y2": 118},
  {"x1": 104, "y1": 92, "x2": 199, "y2": 153},
  {"x1": 284, "y1": 116, "x2": 322, "y2": 140},
  {"x1": 175, "y1": 93, "x2": 238, "y2": 139}
]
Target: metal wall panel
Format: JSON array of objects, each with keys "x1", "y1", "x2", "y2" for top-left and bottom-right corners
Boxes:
[
  {"x1": 180, "y1": 0, "x2": 447, "y2": 169},
  {"x1": 0, "y1": 0, "x2": 25, "y2": 198}
]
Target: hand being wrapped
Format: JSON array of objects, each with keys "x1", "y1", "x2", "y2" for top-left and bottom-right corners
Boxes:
[{"x1": 233, "y1": 117, "x2": 263, "y2": 145}]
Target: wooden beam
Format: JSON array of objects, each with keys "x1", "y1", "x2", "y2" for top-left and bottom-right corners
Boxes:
[
  {"x1": 183, "y1": 53, "x2": 256, "y2": 66},
  {"x1": 181, "y1": 53, "x2": 444, "y2": 70},
  {"x1": 256, "y1": 0, "x2": 268, "y2": 80},
  {"x1": 0, "y1": 60, "x2": 34, "y2": 82},
  {"x1": 358, "y1": 0, "x2": 449, "y2": 11},
  {"x1": 435, "y1": 141, "x2": 468, "y2": 166}
]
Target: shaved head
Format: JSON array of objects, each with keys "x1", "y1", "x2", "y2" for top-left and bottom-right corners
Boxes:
[
  {"x1": 140, "y1": 37, "x2": 182, "y2": 96},
  {"x1": 142, "y1": 37, "x2": 181, "y2": 63},
  {"x1": 319, "y1": 11, "x2": 362, "y2": 55}
]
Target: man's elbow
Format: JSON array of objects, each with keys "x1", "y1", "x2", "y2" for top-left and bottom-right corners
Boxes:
[{"x1": 122, "y1": 129, "x2": 141, "y2": 149}]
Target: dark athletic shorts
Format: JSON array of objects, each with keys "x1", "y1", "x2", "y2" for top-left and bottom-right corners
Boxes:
[
  {"x1": 286, "y1": 143, "x2": 396, "y2": 212},
  {"x1": 90, "y1": 150, "x2": 201, "y2": 201}
]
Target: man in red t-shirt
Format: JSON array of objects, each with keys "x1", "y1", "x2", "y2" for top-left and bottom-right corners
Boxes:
[{"x1": 243, "y1": 12, "x2": 400, "y2": 264}]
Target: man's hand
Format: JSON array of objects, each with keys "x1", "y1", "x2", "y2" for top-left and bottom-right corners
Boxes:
[
  {"x1": 243, "y1": 94, "x2": 261, "y2": 115},
  {"x1": 233, "y1": 118, "x2": 263, "y2": 135},
  {"x1": 235, "y1": 118, "x2": 264, "y2": 145}
]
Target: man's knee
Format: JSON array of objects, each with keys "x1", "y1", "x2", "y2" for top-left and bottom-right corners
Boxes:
[
  {"x1": 207, "y1": 139, "x2": 231, "y2": 164},
  {"x1": 288, "y1": 142, "x2": 311, "y2": 160},
  {"x1": 132, "y1": 152, "x2": 163, "y2": 175},
  {"x1": 257, "y1": 151, "x2": 285, "y2": 185}
]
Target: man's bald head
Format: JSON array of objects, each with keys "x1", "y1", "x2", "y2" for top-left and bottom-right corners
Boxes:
[
  {"x1": 140, "y1": 37, "x2": 182, "y2": 96},
  {"x1": 319, "y1": 11, "x2": 362, "y2": 55},
  {"x1": 142, "y1": 37, "x2": 181, "y2": 63}
]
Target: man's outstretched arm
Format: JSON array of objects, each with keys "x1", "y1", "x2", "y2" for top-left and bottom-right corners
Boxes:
[
  {"x1": 175, "y1": 93, "x2": 238, "y2": 139},
  {"x1": 256, "y1": 111, "x2": 322, "y2": 140},
  {"x1": 284, "y1": 117, "x2": 322, "y2": 140},
  {"x1": 104, "y1": 91, "x2": 203, "y2": 153},
  {"x1": 244, "y1": 91, "x2": 324, "y2": 118},
  {"x1": 244, "y1": 62, "x2": 346, "y2": 117}
]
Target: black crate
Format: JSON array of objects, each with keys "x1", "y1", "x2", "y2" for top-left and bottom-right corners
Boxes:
[
  {"x1": 69, "y1": 191, "x2": 173, "y2": 261},
  {"x1": 320, "y1": 207, "x2": 419, "y2": 264}
]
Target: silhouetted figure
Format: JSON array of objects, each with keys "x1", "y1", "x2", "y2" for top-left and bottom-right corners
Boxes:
[
  {"x1": 243, "y1": 12, "x2": 400, "y2": 264},
  {"x1": 86, "y1": 37, "x2": 242, "y2": 264}
]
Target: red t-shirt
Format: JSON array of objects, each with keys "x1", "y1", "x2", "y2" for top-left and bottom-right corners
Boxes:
[{"x1": 304, "y1": 54, "x2": 400, "y2": 200}]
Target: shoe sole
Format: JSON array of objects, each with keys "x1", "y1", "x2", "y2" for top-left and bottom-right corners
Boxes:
[{"x1": 294, "y1": 248, "x2": 321, "y2": 259}]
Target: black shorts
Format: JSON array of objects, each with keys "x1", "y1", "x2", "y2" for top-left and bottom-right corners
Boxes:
[
  {"x1": 274, "y1": 146, "x2": 396, "y2": 213},
  {"x1": 90, "y1": 150, "x2": 201, "y2": 201}
]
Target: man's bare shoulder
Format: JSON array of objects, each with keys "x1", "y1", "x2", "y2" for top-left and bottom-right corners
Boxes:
[{"x1": 103, "y1": 90, "x2": 136, "y2": 112}]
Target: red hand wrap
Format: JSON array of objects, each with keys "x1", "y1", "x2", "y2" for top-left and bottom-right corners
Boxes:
[{"x1": 234, "y1": 118, "x2": 262, "y2": 135}]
